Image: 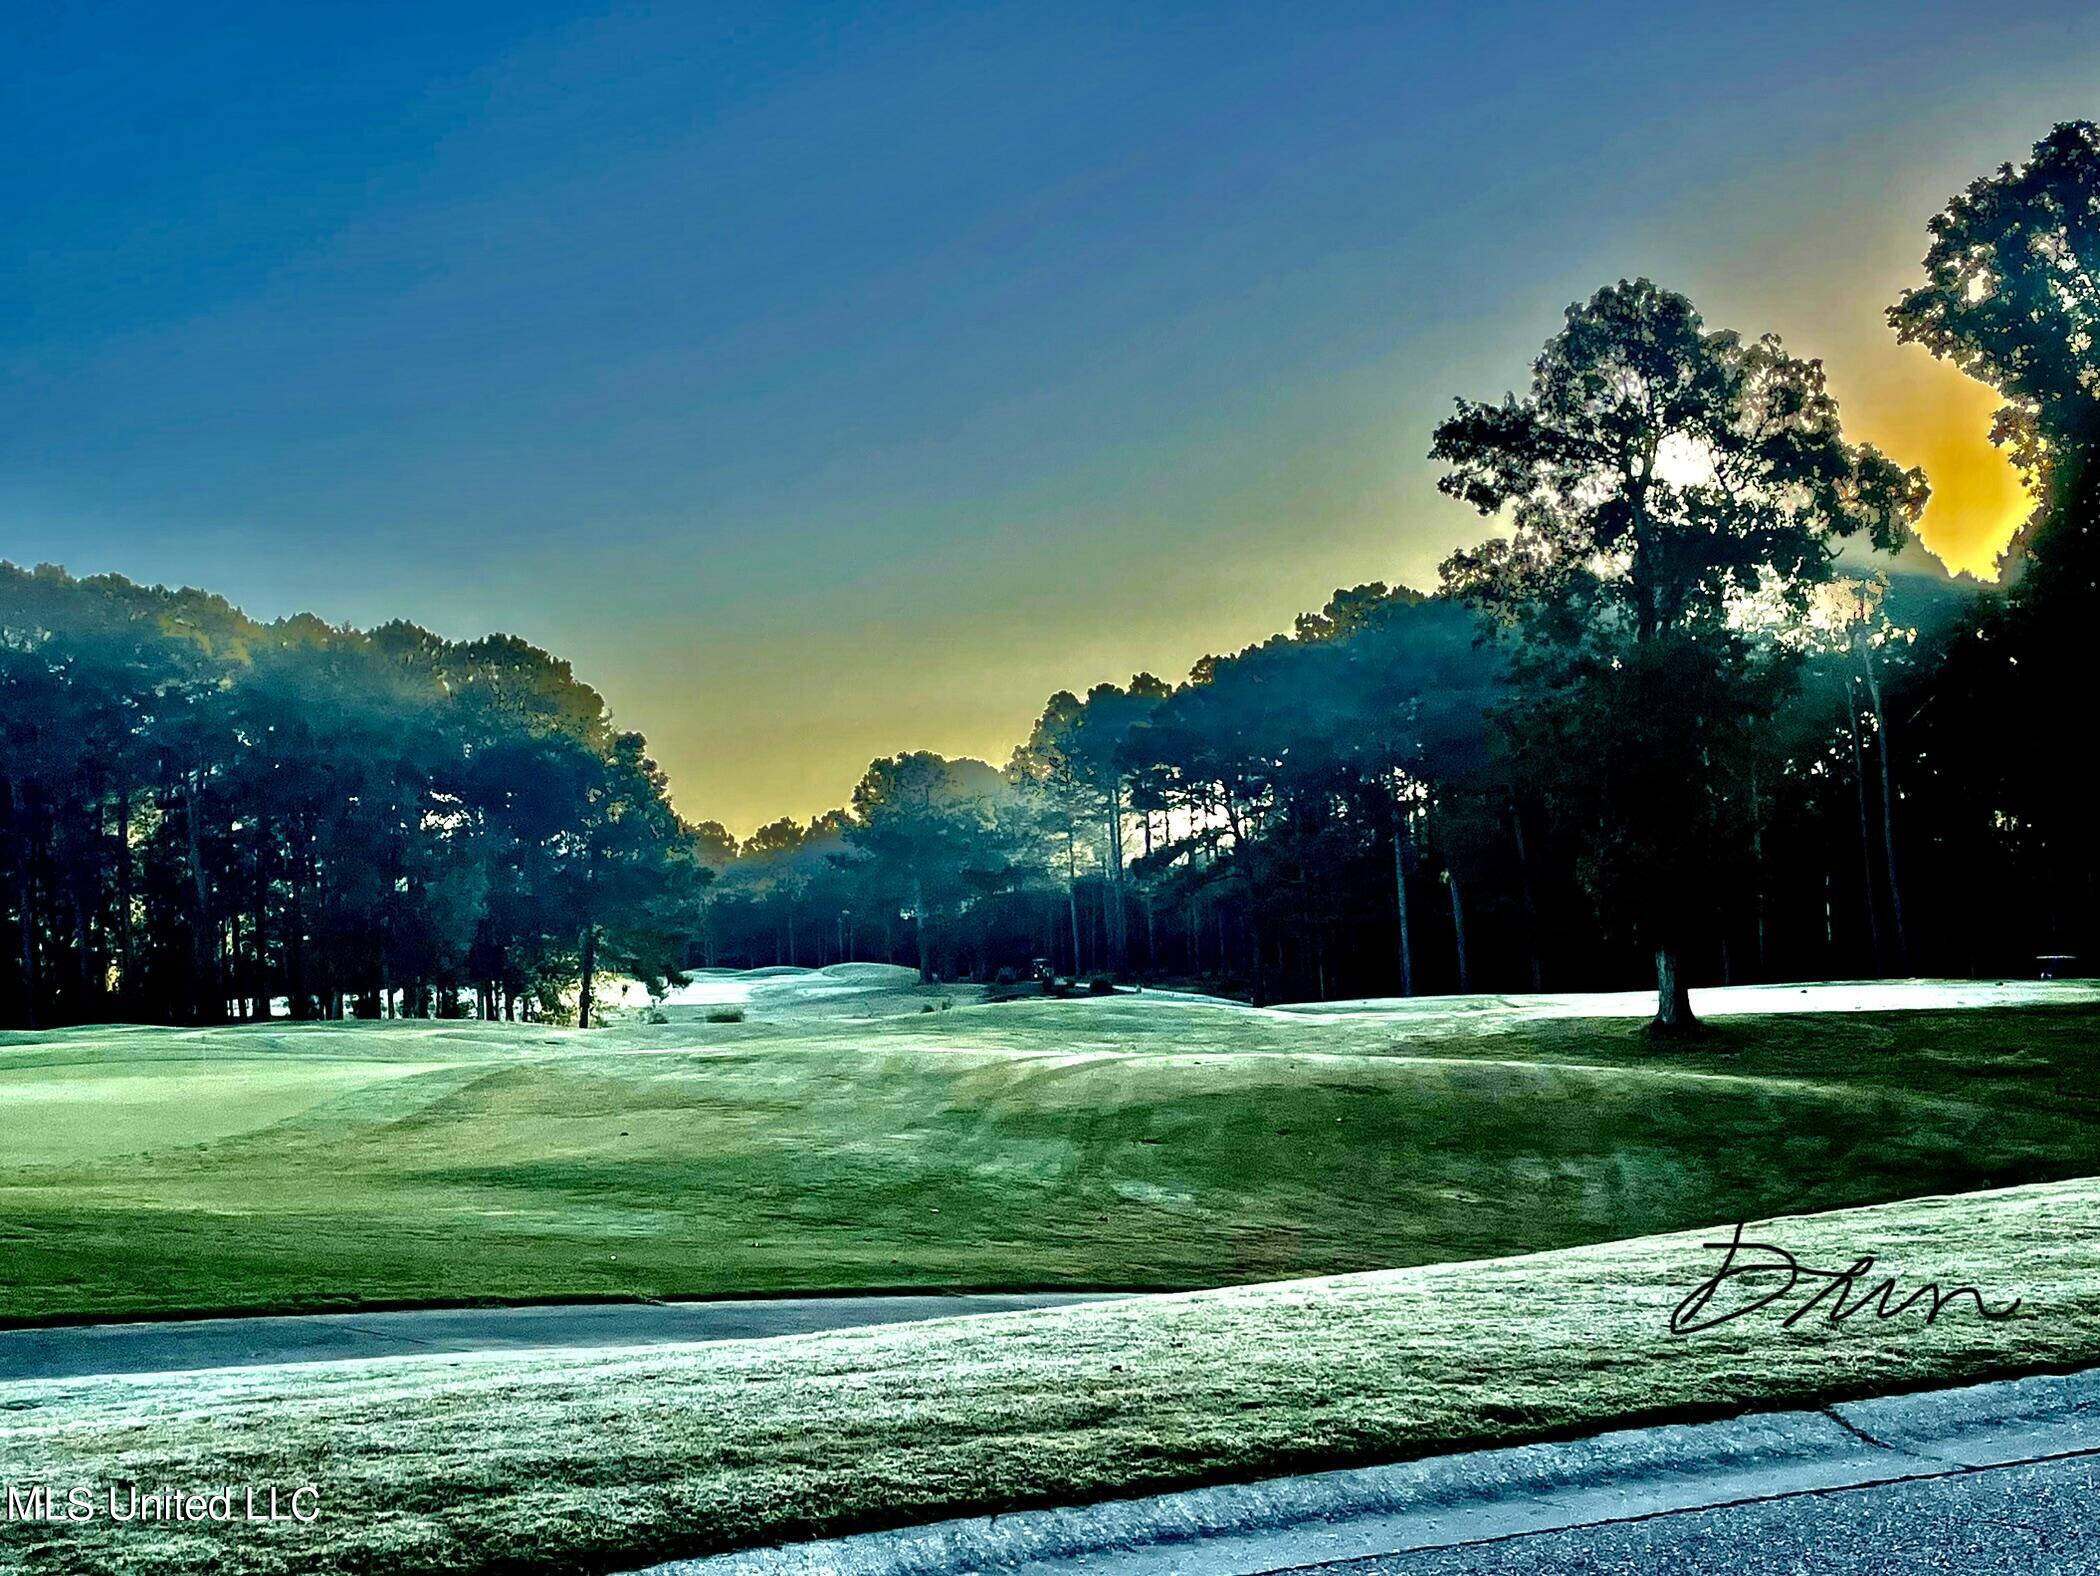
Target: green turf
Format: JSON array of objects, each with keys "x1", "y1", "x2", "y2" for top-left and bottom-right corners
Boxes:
[
  {"x1": 4, "y1": 1177, "x2": 2096, "y2": 1576},
  {"x1": 2, "y1": 995, "x2": 2097, "y2": 1322}
]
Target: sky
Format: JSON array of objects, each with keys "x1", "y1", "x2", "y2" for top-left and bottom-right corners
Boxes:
[{"x1": 5, "y1": 2, "x2": 2096, "y2": 833}]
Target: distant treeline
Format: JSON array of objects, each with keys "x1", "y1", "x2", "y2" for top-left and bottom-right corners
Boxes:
[
  {"x1": 5, "y1": 123, "x2": 2095, "y2": 1028},
  {"x1": 691, "y1": 573, "x2": 2000, "y2": 1003}
]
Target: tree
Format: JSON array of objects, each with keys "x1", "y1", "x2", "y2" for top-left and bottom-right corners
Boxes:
[
  {"x1": 1889, "y1": 120, "x2": 2100, "y2": 587},
  {"x1": 685, "y1": 819, "x2": 739, "y2": 967},
  {"x1": 1072, "y1": 676, "x2": 1171, "y2": 977},
  {"x1": 1316, "y1": 591, "x2": 1505, "y2": 995},
  {"x1": 738, "y1": 817, "x2": 813, "y2": 965},
  {"x1": 848, "y1": 753, "x2": 1012, "y2": 983},
  {"x1": 1433, "y1": 279, "x2": 1925, "y2": 1030},
  {"x1": 556, "y1": 733, "x2": 689, "y2": 1028},
  {"x1": 1887, "y1": 123, "x2": 2100, "y2": 973},
  {"x1": 1010, "y1": 678, "x2": 1169, "y2": 978},
  {"x1": 1010, "y1": 694, "x2": 1098, "y2": 976}
]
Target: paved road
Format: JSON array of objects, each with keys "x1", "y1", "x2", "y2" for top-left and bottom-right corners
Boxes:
[
  {"x1": 1312, "y1": 1453, "x2": 2100, "y2": 1574},
  {"x1": 0, "y1": 1292, "x2": 1122, "y2": 1381}
]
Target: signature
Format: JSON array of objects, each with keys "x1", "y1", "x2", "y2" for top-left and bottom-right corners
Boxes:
[{"x1": 1670, "y1": 1222, "x2": 2023, "y2": 1335}]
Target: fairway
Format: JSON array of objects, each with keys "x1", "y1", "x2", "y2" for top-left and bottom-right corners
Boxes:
[
  {"x1": 0, "y1": 1056, "x2": 450, "y2": 1166},
  {"x1": 2, "y1": 969, "x2": 2097, "y2": 1324}
]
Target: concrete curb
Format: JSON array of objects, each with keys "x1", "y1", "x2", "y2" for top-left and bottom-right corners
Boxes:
[
  {"x1": 1835, "y1": 1365, "x2": 2100, "y2": 1468},
  {"x1": 639, "y1": 1367, "x2": 2100, "y2": 1576}
]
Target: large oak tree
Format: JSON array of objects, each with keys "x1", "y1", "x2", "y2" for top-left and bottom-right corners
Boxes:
[{"x1": 1432, "y1": 279, "x2": 1925, "y2": 1029}]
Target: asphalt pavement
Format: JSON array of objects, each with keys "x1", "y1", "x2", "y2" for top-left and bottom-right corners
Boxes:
[
  {"x1": 1307, "y1": 1452, "x2": 2100, "y2": 1574},
  {"x1": 0, "y1": 1292, "x2": 1122, "y2": 1380}
]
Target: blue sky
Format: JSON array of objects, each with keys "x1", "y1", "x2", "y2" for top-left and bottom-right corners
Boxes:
[{"x1": 5, "y1": 2, "x2": 2096, "y2": 827}]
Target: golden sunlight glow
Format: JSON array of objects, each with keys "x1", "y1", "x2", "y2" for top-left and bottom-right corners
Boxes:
[{"x1": 1829, "y1": 347, "x2": 2033, "y2": 580}]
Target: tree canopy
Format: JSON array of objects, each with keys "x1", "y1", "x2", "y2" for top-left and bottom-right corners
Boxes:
[
  {"x1": 0, "y1": 564, "x2": 697, "y2": 1027},
  {"x1": 1430, "y1": 279, "x2": 1926, "y2": 1026}
]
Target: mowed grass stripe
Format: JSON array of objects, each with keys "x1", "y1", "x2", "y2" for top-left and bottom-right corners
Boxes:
[{"x1": 2, "y1": 1003, "x2": 2097, "y2": 1322}]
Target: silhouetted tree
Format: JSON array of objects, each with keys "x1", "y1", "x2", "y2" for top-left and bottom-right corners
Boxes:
[
  {"x1": 1433, "y1": 279, "x2": 1925, "y2": 1029},
  {"x1": 1891, "y1": 122, "x2": 2100, "y2": 972}
]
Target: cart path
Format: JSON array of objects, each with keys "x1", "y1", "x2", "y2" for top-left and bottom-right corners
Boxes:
[{"x1": 0, "y1": 1292, "x2": 1129, "y2": 1381}]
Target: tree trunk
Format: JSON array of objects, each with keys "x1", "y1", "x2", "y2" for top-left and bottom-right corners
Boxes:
[
  {"x1": 1447, "y1": 858, "x2": 1472, "y2": 994},
  {"x1": 1748, "y1": 762, "x2": 1768, "y2": 977},
  {"x1": 183, "y1": 769, "x2": 217, "y2": 1022},
  {"x1": 1843, "y1": 693, "x2": 1885, "y2": 975},
  {"x1": 14, "y1": 851, "x2": 34, "y2": 1031},
  {"x1": 1859, "y1": 641, "x2": 1910, "y2": 973},
  {"x1": 294, "y1": 851, "x2": 310, "y2": 1019},
  {"x1": 75, "y1": 793, "x2": 101, "y2": 1012},
  {"x1": 1822, "y1": 864, "x2": 1836, "y2": 957},
  {"x1": 229, "y1": 907, "x2": 244, "y2": 1018},
  {"x1": 1653, "y1": 946, "x2": 1695, "y2": 1031},
  {"x1": 1509, "y1": 796, "x2": 1545, "y2": 992},
  {"x1": 250, "y1": 821, "x2": 269, "y2": 1019},
  {"x1": 116, "y1": 790, "x2": 134, "y2": 1012},
  {"x1": 1065, "y1": 831, "x2": 1082, "y2": 977},
  {"x1": 577, "y1": 924, "x2": 598, "y2": 1028},
  {"x1": 912, "y1": 869, "x2": 932, "y2": 984},
  {"x1": 1392, "y1": 816, "x2": 1415, "y2": 997},
  {"x1": 1105, "y1": 783, "x2": 1128, "y2": 975}
]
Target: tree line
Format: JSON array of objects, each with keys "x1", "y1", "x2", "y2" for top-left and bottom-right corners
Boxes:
[
  {"x1": 6, "y1": 123, "x2": 2095, "y2": 1029},
  {"x1": 0, "y1": 572, "x2": 694, "y2": 1028}
]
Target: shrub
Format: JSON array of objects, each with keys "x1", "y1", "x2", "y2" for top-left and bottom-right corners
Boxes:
[
  {"x1": 705, "y1": 1007, "x2": 745, "y2": 1024},
  {"x1": 1087, "y1": 976, "x2": 1116, "y2": 996}
]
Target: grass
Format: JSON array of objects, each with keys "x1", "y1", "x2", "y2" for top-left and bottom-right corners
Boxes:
[
  {"x1": 3, "y1": 1176, "x2": 2098, "y2": 1575},
  {"x1": 3, "y1": 991, "x2": 2099, "y2": 1322}
]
